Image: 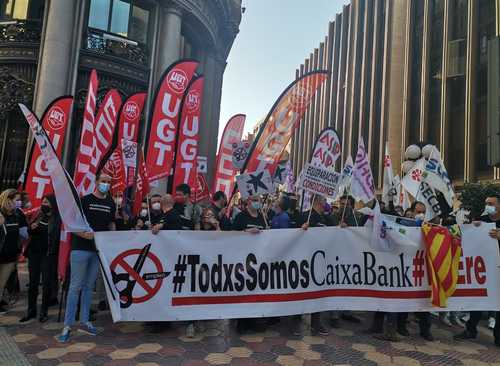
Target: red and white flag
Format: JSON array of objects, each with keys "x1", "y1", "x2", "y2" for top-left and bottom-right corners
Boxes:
[
  {"x1": 213, "y1": 114, "x2": 246, "y2": 196},
  {"x1": 24, "y1": 96, "x2": 72, "y2": 210},
  {"x1": 193, "y1": 173, "x2": 211, "y2": 203},
  {"x1": 382, "y1": 143, "x2": 394, "y2": 206},
  {"x1": 401, "y1": 158, "x2": 426, "y2": 199},
  {"x1": 118, "y1": 92, "x2": 146, "y2": 143},
  {"x1": 133, "y1": 151, "x2": 150, "y2": 216},
  {"x1": 146, "y1": 60, "x2": 199, "y2": 182},
  {"x1": 172, "y1": 76, "x2": 204, "y2": 191},
  {"x1": 102, "y1": 146, "x2": 126, "y2": 195},
  {"x1": 74, "y1": 70, "x2": 99, "y2": 196},
  {"x1": 244, "y1": 71, "x2": 328, "y2": 175}
]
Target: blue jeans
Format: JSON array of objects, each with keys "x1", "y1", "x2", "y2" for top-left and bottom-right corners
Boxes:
[{"x1": 64, "y1": 250, "x2": 99, "y2": 327}]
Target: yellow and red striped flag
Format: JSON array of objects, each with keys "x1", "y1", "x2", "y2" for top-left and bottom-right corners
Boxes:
[{"x1": 421, "y1": 223, "x2": 462, "y2": 307}]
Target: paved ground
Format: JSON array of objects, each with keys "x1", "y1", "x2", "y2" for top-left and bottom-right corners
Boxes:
[{"x1": 2, "y1": 265, "x2": 500, "y2": 366}]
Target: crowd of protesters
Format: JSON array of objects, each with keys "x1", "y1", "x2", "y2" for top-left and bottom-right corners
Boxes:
[{"x1": 0, "y1": 174, "x2": 499, "y2": 346}]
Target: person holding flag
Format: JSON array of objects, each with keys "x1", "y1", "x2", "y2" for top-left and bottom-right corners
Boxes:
[{"x1": 58, "y1": 172, "x2": 116, "y2": 343}]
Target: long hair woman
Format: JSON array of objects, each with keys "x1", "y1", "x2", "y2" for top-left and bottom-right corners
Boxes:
[
  {"x1": 0, "y1": 189, "x2": 28, "y2": 315},
  {"x1": 20, "y1": 195, "x2": 61, "y2": 323}
]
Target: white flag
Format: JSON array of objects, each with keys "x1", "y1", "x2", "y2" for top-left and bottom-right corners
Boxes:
[
  {"x1": 370, "y1": 202, "x2": 395, "y2": 252},
  {"x1": 19, "y1": 104, "x2": 91, "y2": 233},
  {"x1": 351, "y1": 138, "x2": 375, "y2": 203},
  {"x1": 418, "y1": 181, "x2": 442, "y2": 221},
  {"x1": 401, "y1": 158, "x2": 426, "y2": 199},
  {"x1": 338, "y1": 155, "x2": 354, "y2": 193},
  {"x1": 382, "y1": 144, "x2": 394, "y2": 206},
  {"x1": 393, "y1": 175, "x2": 410, "y2": 211},
  {"x1": 236, "y1": 169, "x2": 274, "y2": 199},
  {"x1": 423, "y1": 147, "x2": 455, "y2": 207}
]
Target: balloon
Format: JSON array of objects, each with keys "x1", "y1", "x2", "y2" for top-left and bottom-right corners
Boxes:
[
  {"x1": 402, "y1": 160, "x2": 415, "y2": 174},
  {"x1": 422, "y1": 144, "x2": 436, "y2": 159},
  {"x1": 405, "y1": 145, "x2": 421, "y2": 160}
]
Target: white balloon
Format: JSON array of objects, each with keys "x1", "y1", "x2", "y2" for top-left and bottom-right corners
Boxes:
[
  {"x1": 405, "y1": 145, "x2": 421, "y2": 160},
  {"x1": 422, "y1": 144, "x2": 436, "y2": 159},
  {"x1": 402, "y1": 160, "x2": 415, "y2": 174}
]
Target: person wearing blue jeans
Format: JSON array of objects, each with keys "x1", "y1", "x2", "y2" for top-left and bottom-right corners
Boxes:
[{"x1": 58, "y1": 173, "x2": 116, "y2": 343}]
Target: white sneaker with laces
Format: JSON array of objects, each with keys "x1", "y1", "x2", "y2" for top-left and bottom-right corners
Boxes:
[{"x1": 489, "y1": 317, "x2": 496, "y2": 329}]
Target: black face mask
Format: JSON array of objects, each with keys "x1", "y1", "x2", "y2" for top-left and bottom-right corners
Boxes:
[{"x1": 41, "y1": 205, "x2": 51, "y2": 214}]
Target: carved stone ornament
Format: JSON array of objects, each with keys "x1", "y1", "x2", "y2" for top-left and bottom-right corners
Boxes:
[{"x1": 0, "y1": 67, "x2": 34, "y2": 120}]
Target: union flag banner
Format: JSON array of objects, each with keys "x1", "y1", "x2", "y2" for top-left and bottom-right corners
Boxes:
[
  {"x1": 243, "y1": 71, "x2": 328, "y2": 175},
  {"x1": 74, "y1": 69, "x2": 99, "y2": 195},
  {"x1": 193, "y1": 173, "x2": 211, "y2": 203},
  {"x1": 133, "y1": 150, "x2": 150, "y2": 216},
  {"x1": 172, "y1": 76, "x2": 204, "y2": 191},
  {"x1": 24, "y1": 96, "x2": 73, "y2": 210},
  {"x1": 213, "y1": 114, "x2": 246, "y2": 196},
  {"x1": 102, "y1": 145, "x2": 126, "y2": 196},
  {"x1": 118, "y1": 92, "x2": 146, "y2": 143},
  {"x1": 422, "y1": 223, "x2": 462, "y2": 307},
  {"x1": 94, "y1": 89, "x2": 122, "y2": 173},
  {"x1": 146, "y1": 60, "x2": 199, "y2": 182}
]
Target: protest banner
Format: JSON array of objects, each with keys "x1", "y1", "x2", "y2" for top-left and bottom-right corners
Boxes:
[
  {"x1": 236, "y1": 169, "x2": 274, "y2": 199},
  {"x1": 95, "y1": 224, "x2": 500, "y2": 322},
  {"x1": 297, "y1": 163, "x2": 340, "y2": 199}
]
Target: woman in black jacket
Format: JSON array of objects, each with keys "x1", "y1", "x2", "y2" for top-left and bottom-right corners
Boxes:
[{"x1": 20, "y1": 195, "x2": 61, "y2": 323}]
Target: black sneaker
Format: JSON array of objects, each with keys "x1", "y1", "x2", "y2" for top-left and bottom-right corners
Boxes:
[
  {"x1": 421, "y1": 332, "x2": 434, "y2": 342},
  {"x1": 20, "y1": 313, "x2": 37, "y2": 323},
  {"x1": 342, "y1": 314, "x2": 361, "y2": 323},
  {"x1": 0, "y1": 304, "x2": 7, "y2": 315},
  {"x1": 311, "y1": 324, "x2": 329, "y2": 336},
  {"x1": 329, "y1": 318, "x2": 341, "y2": 328},
  {"x1": 397, "y1": 327, "x2": 410, "y2": 337},
  {"x1": 97, "y1": 300, "x2": 108, "y2": 311},
  {"x1": 454, "y1": 330, "x2": 476, "y2": 341}
]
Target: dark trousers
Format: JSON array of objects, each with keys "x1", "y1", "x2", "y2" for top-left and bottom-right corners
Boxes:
[
  {"x1": 398, "y1": 312, "x2": 431, "y2": 334},
  {"x1": 373, "y1": 311, "x2": 407, "y2": 330},
  {"x1": 27, "y1": 254, "x2": 56, "y2": 316},
  {"x1": 466, "y1": 311, "x2": 500, "y2": 340}
]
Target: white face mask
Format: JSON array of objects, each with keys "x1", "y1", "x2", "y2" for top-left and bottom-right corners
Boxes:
[
  {"x1": 115, "y1": 197, "x2": 123, "y2": 206},
  {"x1": 485, "y1": 205, "x2": 497, "y2": 216},
  {"x1": 140, "y1": 209, "x2": 148, "y2": 218},
  {"x1": 152, "y1": 202, "x2": 161, "y2": 211},
  {"x1": 415, "y1": 213, "x2": 425, "y2": 221}
]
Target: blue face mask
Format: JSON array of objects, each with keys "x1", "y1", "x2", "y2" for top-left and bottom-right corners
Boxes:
[
  {"x1": 250, "y1": 201, "x2": 262, "y2": 210},
  {"x1": 98, "y1": 182, "x2": 110, "y2": 194},
  {"x1": 485, "y1": 205, "x2": 497, "y2": 216}
]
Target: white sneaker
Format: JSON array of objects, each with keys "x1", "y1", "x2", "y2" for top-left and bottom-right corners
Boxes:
[
  {"x1": 440, "y1": 315, "x2": 452, "y2": 327},
  {"x1": 186, "y1": 323, "x2": 195, "y2": 338},
  {"x1": 489, "y1": 317, "x2": 496, "y2": 329}
]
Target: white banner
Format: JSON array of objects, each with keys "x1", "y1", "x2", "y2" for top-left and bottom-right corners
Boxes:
[
  {"x1": 297, "y1": 163, "x2": 340, "y2": 199},
  {"x1": 351, "y1": 138, "x2": 375, "y2": 203},
  {"x1": 95, "y1": 224, "x2": 500, "y2": 322},
  {"x1": 236, "y1": 169, "x2": 274, "y2": 198}
]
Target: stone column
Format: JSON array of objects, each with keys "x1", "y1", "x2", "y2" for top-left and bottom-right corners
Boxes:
[
  {"x1": 151, "y1": 4, "x2": 183, "y2": 193},
  {"x1": 155, "y1": 4, "x2": 183, "y2": 82},
  {"x1": 33, "y1": 0, "x2": 80, "y2": 117},
  {"x1": 199, "y1": 52, "x2": 225, "y2": 185}
]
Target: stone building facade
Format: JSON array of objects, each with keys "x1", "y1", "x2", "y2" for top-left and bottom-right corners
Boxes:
[
  {"x1": 0, "y1": 0, "x2": 242, "y2": 188},
  {"x1": 290, "y1": 0, "x2": 500, "y2": 188}
]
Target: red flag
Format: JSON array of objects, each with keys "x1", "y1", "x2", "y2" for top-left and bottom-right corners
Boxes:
[
  {"x1": 118, "y1": 92, "x2": 146, "y2": 142},
  {"x1": 213, "y1": 114, "x2": 246, "y2": 196},
  {"x1": 74, "y1": 70, "x2": 99, "y2": 195},
  {"x1": 24, "y1": 96, "x2": 72, "y2": 210},
  {"x1": 193, "y1": 173, "x2": 211, "y2": 203},
  {"x1": 244, "y1": 71, "x2": 328, "y2": 175},
  {"x1": 172, "y1": 76, "x2": 204, "y2": 191},
  {"x1": 102, "y1": 146, "x2": 126, "y2": 195},
  {"x1": 133, "y1": 151, "x2": 150, "y2": 216},
  {"x1": 146, "y1": 59, "x2": 199, "y2": 182},
  {"x1": 94, "y1": 89, "x2": 122, "y2": 173}
]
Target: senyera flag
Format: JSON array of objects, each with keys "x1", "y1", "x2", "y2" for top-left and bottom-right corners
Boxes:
[
  {"x1": 146, "y1": 59, "x2": 199, "y2": 182},
  {"x1": 243, "y1": 70, "x2": 328, "y2": 175},
  {"x1": 23, "y1": 96, "x2": 73, "y2": 210},
  {"x1": 172, "y1": 76, "x2": 204, "y2": 191},
  {"x1": 213, "y1": 114, "x2": 246, "y2": 196},
  {"x1": 74, "y1": 69, "x2": 99, "y2": 196},
  {"x1": 19, "y1": 104, "x2": 90, "y2": 233}
]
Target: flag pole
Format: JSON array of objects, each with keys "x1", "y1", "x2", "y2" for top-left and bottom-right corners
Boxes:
[{"x1": 306, "y1": 194, "x2": 316, "y2": 226}]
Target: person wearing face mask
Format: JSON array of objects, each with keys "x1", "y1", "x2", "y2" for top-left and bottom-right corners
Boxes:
[
  {"x1": 271, "y1": 196, "x2": 291, "y2": 229},
  {"x1": 174, "y1": 184, "x2": 201, "y2": 231},
  {"x1": 232, "y1": 195, "x2": 268, "y2": 333},
  {"x1": 20, "y1": 195, "x2": 61, "y2": 323},
  {"x1": 454, "y1": 195, "x2": 500, "y2": 346},
  {"x1": 211, "y1": 191, "x2": 231, "y2": 230},
  {"x1": 114, "y1": 194, "x2": 131, "y2": 231},
  {"x1": 134, "y1": 200, "x2": 150, "y2": 230},
  {"x1": 58, "y1": 172, "x2": 116, "y2": 343},
  {"x1": 149, "y1": 194, "x2": 163, "y2": 226},
  {"x1": 0, "y1": 189, "x2": 28, "y2": 315}
]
